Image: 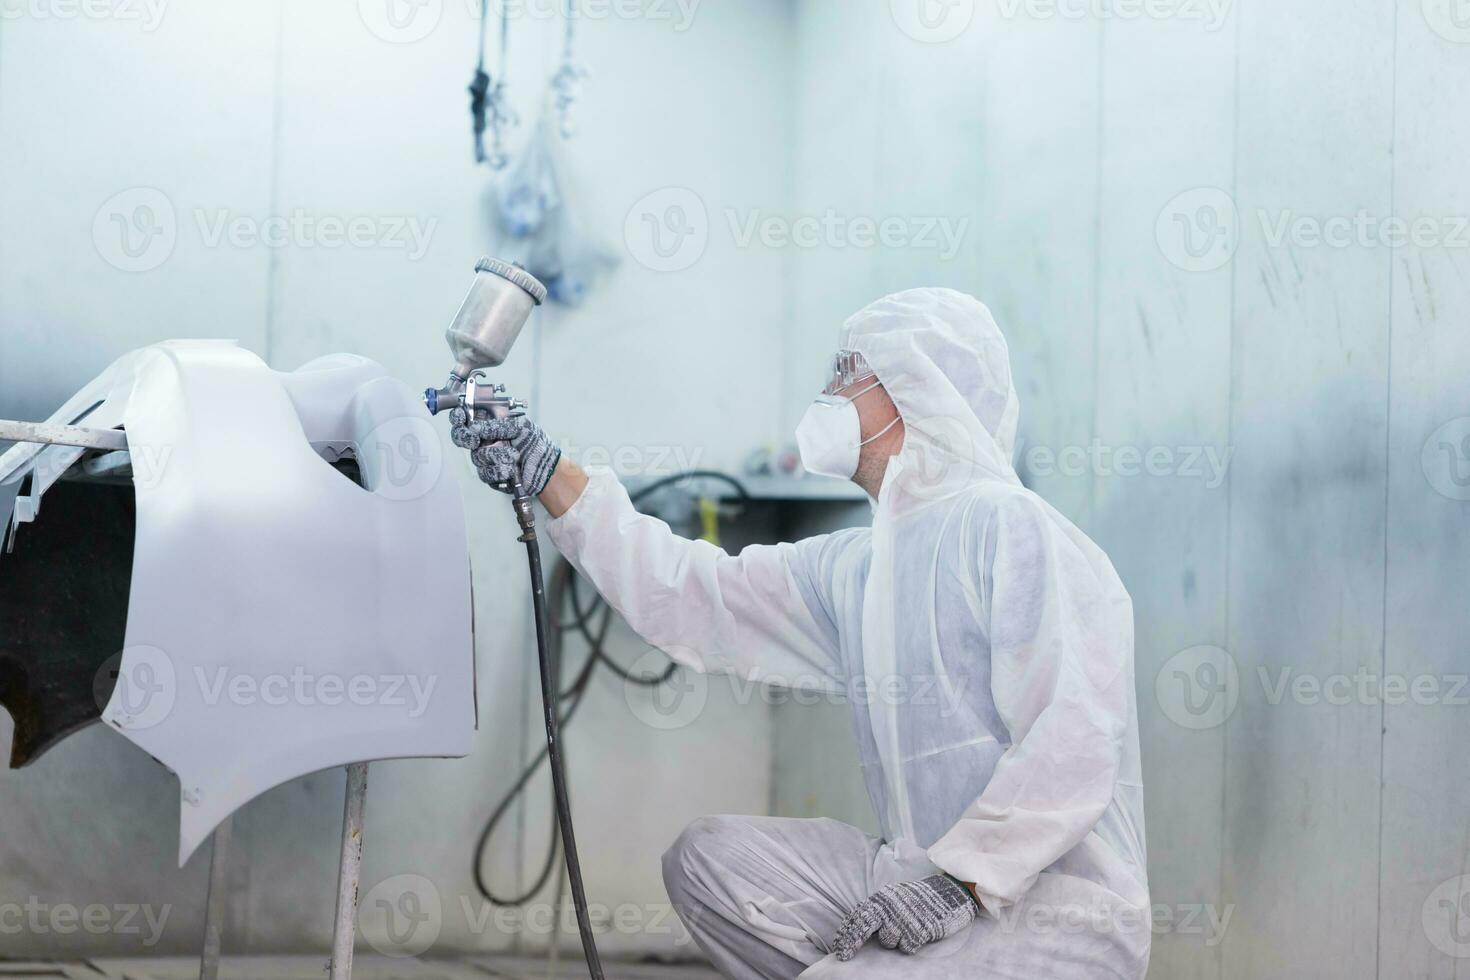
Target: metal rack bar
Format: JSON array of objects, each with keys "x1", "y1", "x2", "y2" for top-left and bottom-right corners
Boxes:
[
  {"x1": 0, "y1": 419, "x2": 128, "y2": 452},
  {"x1": 199, "y1": 816, "x2": 234, "y2": 980},
  {"x1": 329, "y1": 763, "x2": 370, "y2": 980}
]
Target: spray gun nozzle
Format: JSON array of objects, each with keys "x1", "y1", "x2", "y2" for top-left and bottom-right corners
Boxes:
[{"x1": 424, "y1": 376, "x2": 467, "y2": 416}]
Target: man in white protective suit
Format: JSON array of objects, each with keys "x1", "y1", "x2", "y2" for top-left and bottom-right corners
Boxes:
[{"x1": 451, "y1": 288, "x2": 1150, "y2": 980}]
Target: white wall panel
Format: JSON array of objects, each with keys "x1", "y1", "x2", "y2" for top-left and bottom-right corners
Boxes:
[
  {"x1": 1222, "y1": 1, "x2": 1394, "y2": 975},
  {"x1": 784, "y1": 0, "x2": 884, "y2": 424},
  {"x1": 970, "y1": 3, "x2": 1103, "y2": 526},
  {"x1": 1379, "y1": 5, "x2": 1470, "y2": 977},
  {"x1": 1094, "y1": 9, "x2": 1237, "y2": 977},
  {"x1": 0, "y1": 1, "x2": 278, "y2": 412}
]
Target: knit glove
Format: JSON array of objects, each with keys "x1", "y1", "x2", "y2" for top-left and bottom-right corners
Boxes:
[
  {"x1": 449, "y1": 407, "x2": 562, "y2": 496},
  {"x1": 832, "y1": 874, "x2": 979, "y2": 960}
]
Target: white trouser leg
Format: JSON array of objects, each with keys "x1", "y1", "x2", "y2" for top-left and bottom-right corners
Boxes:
[{"x1": 662, "y1": 815, "x2": 882, "y2": 980}]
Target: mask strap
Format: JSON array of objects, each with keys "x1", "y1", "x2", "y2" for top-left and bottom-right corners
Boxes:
[
  {"x1": 814, "y1": 381, "x2": 880, "y2": 408},
  {"x1": 859, "y1": 413, "x2": 901, "y2": 448}
]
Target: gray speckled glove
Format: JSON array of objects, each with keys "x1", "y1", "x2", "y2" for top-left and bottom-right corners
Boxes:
[
  {"x1": 832, "y1": 874, "x2": 979, "y2": 960},
  {"x1": 449, "y1": 407, "x2": 562, "y2": 496}
]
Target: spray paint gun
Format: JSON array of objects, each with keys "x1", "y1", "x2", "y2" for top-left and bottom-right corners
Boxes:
[
  {"x1": 424, "y1": 258, "x2": 549, "y2": 536},
  {"x1": 423, "y1": 257, "x2": 547, "y2": 419},
  {"x1": 423, "y1": 258, "x2": 605, "y2": 980}
]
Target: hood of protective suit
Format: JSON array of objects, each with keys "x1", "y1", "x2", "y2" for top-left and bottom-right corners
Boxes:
[{"x1": 840, "y1": 288, "x2": 1022, "y2": 496}]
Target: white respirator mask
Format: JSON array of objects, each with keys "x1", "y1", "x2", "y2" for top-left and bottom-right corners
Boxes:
[{"x1": 795, "y1": 379, "x2": 900, "y2": 481}]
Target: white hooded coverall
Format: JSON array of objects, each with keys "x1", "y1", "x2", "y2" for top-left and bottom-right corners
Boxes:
[{"x1": 544, "y1": 289, "x2": 1149, "y2": 980}]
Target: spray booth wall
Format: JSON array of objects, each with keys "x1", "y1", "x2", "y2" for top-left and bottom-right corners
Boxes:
[
  {"x1": 3, "y1": 1, "x2": 1470, "y2": 977},
  {"x1": 769, "y1": 3, "x2": 1470, "y2": 980}
]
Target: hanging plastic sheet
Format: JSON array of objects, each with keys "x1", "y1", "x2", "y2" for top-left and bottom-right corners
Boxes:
[{"x1": 491, "y1": 121, "x2": 618, "y2": 306}]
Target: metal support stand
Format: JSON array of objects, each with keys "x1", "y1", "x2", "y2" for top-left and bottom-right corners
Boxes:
[
  {"x1": 198, "y1": 816, "x2": 233, "y2": 980},
  {"x1": 0, "y1": 419, "x2": 128, "y2": 452},
  {"x1": 329, "y1": 763, "x2": 370, "y2": 980}
]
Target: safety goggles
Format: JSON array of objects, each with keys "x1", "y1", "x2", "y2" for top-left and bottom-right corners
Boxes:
[{"x1": 823, "y1": 349, "x2": 875, "y2": 395}]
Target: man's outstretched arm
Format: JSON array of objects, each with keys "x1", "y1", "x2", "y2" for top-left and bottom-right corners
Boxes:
[{"x1": 452, "y1": 411, "x2": 846, "y2": 689}]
